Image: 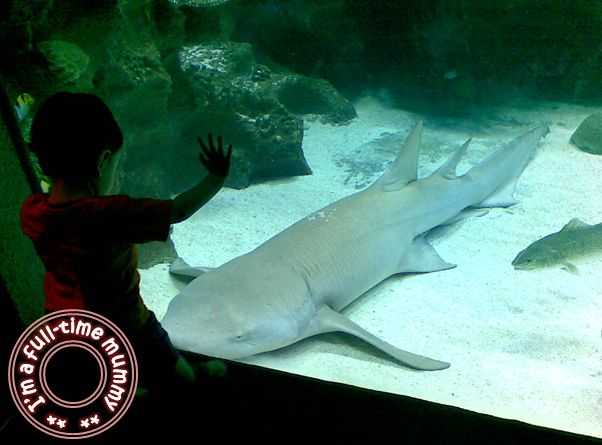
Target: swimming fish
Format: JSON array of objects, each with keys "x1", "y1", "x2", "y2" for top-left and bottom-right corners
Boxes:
[
  {"x1": 444, "y1": 70, "x2": 458, "y2": 80},
  {"x1": 15, "y1": 93, "x2": 34, "y2": 122},
  {"x1": 512, "y1": 218, "x2": 602, "y2": 274}
]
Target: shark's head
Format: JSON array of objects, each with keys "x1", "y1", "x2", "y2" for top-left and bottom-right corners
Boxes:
[
  {"x1": 160, "y1": 276, "x2": 300, "y2": 360},
  {"x1": 511, "y1": 239, "x2": 562, "y2": 271}
]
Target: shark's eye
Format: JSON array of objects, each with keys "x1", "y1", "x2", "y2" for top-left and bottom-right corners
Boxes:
[{"x1": 233, "y1": 333, "x2": 247, "y2": 342}]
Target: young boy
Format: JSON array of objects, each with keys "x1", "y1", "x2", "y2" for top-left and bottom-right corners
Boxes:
[{"x1": 20, "y1": 92, "x2": 232, "y2": 393}]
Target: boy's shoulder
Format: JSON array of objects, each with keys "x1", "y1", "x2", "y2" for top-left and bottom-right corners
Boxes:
[
  {"x1": 21, "y1": 193, "x2": 50, "y2": 219},
  {"x1": 22, "y1": 192, "x2": 47, "y2": 206},
  {"x1": 23, "y1": 193, "x2": 134, "y2": 208},
  {"x1": 20, "y1": 193, "x2": 126, "y2": 222},
  {"x1": 21, "y1": 193, "x2": 172, "y2": 243},
  {"x1": 23, "y1": 193, "x2": 169, "y2": 215}
]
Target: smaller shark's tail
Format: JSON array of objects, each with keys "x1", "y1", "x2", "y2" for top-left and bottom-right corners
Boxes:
[
  {"x1": 370, "y1": 121, "x2": 549, "y2": 204},
  {"x1": 469, "y1": 125, "x2": 550, "y2": 209}
]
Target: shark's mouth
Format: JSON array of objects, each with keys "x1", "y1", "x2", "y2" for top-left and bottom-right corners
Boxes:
[
  {"x1": 511, "y1": 258, "x2": 537, "y2": 270},
  {"x1": 511, "y1": 248, "x2": 532, "y2": 270}
]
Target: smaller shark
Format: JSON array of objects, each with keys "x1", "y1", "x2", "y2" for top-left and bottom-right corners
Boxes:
[{"x1": 512, "y1": 218, "x2": 602, "y2": 274}]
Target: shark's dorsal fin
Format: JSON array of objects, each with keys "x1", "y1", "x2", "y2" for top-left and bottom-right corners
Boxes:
[
  {"x1": 561, "y1": 218, "x2": 590, "y2": 232},
  {"x1": 374, "y1": 120, "x2": 422, "y2": 192},
  {"x1": 434, "y1": 138, "x2": 471, "y2": 179}
]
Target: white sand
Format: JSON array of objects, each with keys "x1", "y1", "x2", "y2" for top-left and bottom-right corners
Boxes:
[{"x1": 140, "y1": 96, "x2": 602, "y2": 438}]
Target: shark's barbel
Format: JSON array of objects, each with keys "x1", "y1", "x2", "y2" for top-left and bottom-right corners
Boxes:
[{"x1": 162, "y1": 122, "x2": 549, "y2": 371}]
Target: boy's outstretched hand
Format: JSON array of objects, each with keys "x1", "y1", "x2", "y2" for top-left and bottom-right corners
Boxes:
[
  {"x1": 171, "y1": 133, "x2": 233, "y2": 224},
  {"x1": 197, "y1": 133, "x2": 232, "y2": 179}
]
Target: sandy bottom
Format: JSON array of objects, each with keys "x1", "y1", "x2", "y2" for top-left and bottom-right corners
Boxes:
[{"x1": 140, "y1": 96, "x2": 602, "y2": 439}]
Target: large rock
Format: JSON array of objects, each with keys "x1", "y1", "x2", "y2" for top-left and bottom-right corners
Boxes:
[
  {"x1": 168, "y1": 0, "x2": 236, "y2": 41},
  {"x1": 67, "y1": 0, "x2": 178, "y2": 198},
  {"x1": 6, "y1": 38, "x2": 95, "y2": 101},
  {"x1": 37, "y1": 40, "x2": 93, "y2": 90},
  {"x1": 570, "y1": 113, "x2": 602, "y2": 155},
  {"x1": 149, "y1": 0, "x2": 187, "y2": 54},
  {"x1": 166, "y1": 41, "x2": 356, "y2": 190},
  {"x1": 2, "y1": 0, "x2": 181, "y2": 199},
  {"x1": 232, "y1": 0, "x2": 363, "y2": 95},
  {"x1": 274, "y1": 75, "x2": 357, "y2": 125}
]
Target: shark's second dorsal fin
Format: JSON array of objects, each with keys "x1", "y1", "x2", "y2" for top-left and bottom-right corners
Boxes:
[
  {"x1": 561, "y1": 218, "x2": 590, "y2": 232},
  {"x1": 433, "y1": 138, "x2": 471, "y2": 179},
  {"x1": 373, "y1": 120, "x2": 422, "y2": 192}
]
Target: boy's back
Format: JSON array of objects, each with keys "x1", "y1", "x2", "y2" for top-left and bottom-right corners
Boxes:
[{"x1": 21, "y1": 193, "x2": 173, "y2": 332}]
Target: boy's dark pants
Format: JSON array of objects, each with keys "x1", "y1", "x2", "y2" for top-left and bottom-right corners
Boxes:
[{"x1": 125, "y1": 311, "x2": 182, "y2": 390}]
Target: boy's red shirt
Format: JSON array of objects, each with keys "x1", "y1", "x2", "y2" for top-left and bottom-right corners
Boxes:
[{"x1": 20, "y1": 193, "x2": 174, "y2": 331}]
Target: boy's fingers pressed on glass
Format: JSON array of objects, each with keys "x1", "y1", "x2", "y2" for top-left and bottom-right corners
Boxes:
[
  {"x1": 218, "y1": 135, "x2": 223, "y2": 150},
  {"x1": 197, "y1": 136, "x2": 208, "y2": 151},
  {"x1": 203, "y1": 144, "x2": 214, "y2": 157}
]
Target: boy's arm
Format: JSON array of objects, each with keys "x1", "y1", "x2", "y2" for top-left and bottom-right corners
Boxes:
[
  {"x1": 170, "y1": 173, "x2": 226, "y2": 224},
  {"x1": 170, "y1": 133, "x2": 232, "y2": 224}
]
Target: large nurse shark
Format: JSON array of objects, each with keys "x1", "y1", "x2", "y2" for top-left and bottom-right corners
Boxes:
[{"x1": 162, "y1": 122, "x2": 549, "y2": 371}]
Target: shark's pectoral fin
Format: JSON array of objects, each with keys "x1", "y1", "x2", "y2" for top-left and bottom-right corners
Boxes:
[
  {"x1": 303, "y1": 306, "x2": 450, "y2": 371},
  {"x1": 561, "y1": 262, "x2": 579, "y2": 275},
  {"x1": 398, "y1": 236, "x2": 457, "y2": 274},
  {"x1": 169, "y1": 257, "x2": 215, "y2": 280}
]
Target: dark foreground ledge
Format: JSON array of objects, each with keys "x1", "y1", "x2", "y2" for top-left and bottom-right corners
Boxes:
[{"x1": 3, "y1": 347, "x2": 601, "y2": 444}]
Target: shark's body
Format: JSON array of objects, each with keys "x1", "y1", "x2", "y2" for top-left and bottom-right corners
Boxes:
[{"x1": 162, "y1": 122, "x2": 549, "y2": 371}]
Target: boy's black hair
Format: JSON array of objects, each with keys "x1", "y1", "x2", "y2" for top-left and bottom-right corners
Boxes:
[{"x1": 30, "y1": 92, "x2": 123, "y2": 183}]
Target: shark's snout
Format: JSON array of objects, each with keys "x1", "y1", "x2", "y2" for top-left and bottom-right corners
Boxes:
[
  {"x1": 511, "y1": 251, "x2": 523, "y2": 266},
  {"x1": 511, "y1": 250, "x2": 534, "y2": 270},
  {"x1": 512, "y1": 255, "x2": 538, "y2": 270}
]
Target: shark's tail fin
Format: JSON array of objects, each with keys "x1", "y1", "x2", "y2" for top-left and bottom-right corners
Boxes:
[
  {"x1": 470, "y1": 125, "x2": 550, "y2": 208},
  {"x1": 370, "y1": 120, "x2": 422, "y2": 192}
]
